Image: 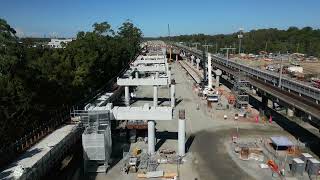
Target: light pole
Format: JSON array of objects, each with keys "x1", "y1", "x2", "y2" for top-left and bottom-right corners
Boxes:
[
  {"x1": 278, "y1": 52, "x2": 283, "y2": 88},
  {"x1": 238, "y1": 28, "x2": 244, "y2": 54},
  {"x1": 220, "y1": 47, "x2": 236, "y2": 66}
]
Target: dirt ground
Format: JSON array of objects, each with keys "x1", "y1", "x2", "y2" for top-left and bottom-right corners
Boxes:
[
  {"x1": 299, "y1": 62, "x2": 320, "y2": 75},
  {"x1": 234, "y1": 58, "x2": 320, "y2": 76}
]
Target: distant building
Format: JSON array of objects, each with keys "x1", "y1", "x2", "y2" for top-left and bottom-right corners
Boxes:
[{"x1": 48, "y1": 38, "x2": 73, "y2": 48}]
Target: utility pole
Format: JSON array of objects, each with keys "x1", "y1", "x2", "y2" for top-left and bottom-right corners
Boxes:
[
  {"x1": 167, "y1": 24, "x2": 172, "y2": 61},
  {"x1": 215, "y1": 42, "x2": 218, "y2": 54},
  {"x1": 167, "y1": 24, "x2": 171, "y2": 42},
  {"x1": 220, "y1": 47, "x2": 236, "y2": 59},
  {"x1": 265, "y1": 41, "x2": 268, "y2": 53},
  {"x1": 193, "y1": 42, "x2": 200, "y2": 49},
  {"x1": 220, "y1": 47, "x2": 236, "y2": 66},
  {"x1": 202, "y1": 44, "x2": 213, "y2": 52},
  {"x1": 238, "y1": 28, "x2": 244, "y2": 54},
  {"x1": 278, "y1": 52, "x2": 283, "y2": 88}
]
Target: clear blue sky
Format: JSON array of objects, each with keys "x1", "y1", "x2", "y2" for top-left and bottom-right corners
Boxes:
[{"x1": 1, "y1": 0, "x2": 319, "y2": 37}]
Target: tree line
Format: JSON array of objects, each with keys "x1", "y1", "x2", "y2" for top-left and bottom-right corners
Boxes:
[
  {"x1": 0, "y1": 19, "x2": 142, "y2": 146},
  {"x1": 160, "y1": 27, "x2": 320, "y2": 57}
]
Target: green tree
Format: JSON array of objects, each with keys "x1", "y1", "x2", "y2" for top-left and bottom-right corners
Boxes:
[
  {"x1": 164, "y1": 27, "x2": 320, "y2": 56},
  {"x1": 93, "y1": 22, "x2": 113, "y2": 35},
  {"x1": 0, "y1": 18, "x2": 142, "y2": 156}
]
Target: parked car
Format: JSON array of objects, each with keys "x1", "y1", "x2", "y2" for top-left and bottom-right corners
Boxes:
[{"x1": 207, "y1": 94, "x2": 219, "y2": 102}]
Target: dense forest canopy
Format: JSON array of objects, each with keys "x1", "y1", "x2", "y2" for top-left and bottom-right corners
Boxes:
[
  {"x1": 160, "y1": 27, "x2": 320, "y2": 57},
  {"x1": 0, "y1": 18, "x2": 142, "y2": 146}
]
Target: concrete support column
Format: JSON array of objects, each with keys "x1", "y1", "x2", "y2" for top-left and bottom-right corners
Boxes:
[
  {"x1": 148, "y1": 120, "x2": 155, "y2": 155},
  {"x1": 191, "y1": 56, "x2": 195, "y2": 66},
  {"x1": 165, "y1": 62, "x2": 169, "y2": 72},
  {"x1": 208, "y1": 53, "x2": 212, "y2": 89},
  {"x1": 261, "y1": 95, "x2": 268, "y2": 107},
  {"x1": 195, "y1": 58, "x2": 200, "y2": 69},
  {"x1": 135, "y1": 71, "x2": 139, "y2": 79},
  {"x1": 215, "y1": 69, "x2": 222, "y2": 88},
  {"x1": 178, "y1": 110, "x2": 186, "y2": 157},
  {"x1": 176, "y1": 54, "x2": 178, "y2": 62},
  {"x1": 252, "y1": 88, "x2": 257, "y2": 95},
  {"x1": 168, "y1": 70, "x2": 171, "y2": 86},
  {"x1": 171, "y1": 84, "x2": 175, "y2": 108},
  {"x1": 216, "y1": 76, "x2": 220, "y2": 87},
  {"x1": 215, "y1": 76, "x2": 220, "y2": 88},
  {"x1": 155, "y1": 72, "x2": 159, "y2": 78},
  {"x1": 287, "y1": 108, "x2": 294, "y2": 117},
  {"x1": 125, "y1": 86, "x2": 130, "y2": 106},
  {"x1": 153, "y1": 86, "x2": 158, "y2": 107}
]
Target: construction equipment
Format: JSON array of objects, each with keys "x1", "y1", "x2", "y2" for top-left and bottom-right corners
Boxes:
[
  {"x1": 227, "y1": 94, "x2": 236, "y2": 105},
  {"x1": 137, "y1": 171, "x2": 177, "y2": 179},
  {"x1": 267, "y1": 160, "x2": 280, "y2": 175},
  {"x1": 133, "y1": 147, "x2": 142, "y2": 156},
  {"x1": 123, "y1": 157, "x2": 138, "y2": 174}
]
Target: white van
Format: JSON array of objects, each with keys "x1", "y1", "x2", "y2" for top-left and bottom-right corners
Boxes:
[{"x1": 207, "y1": 94, "x2": 219, "y2": 102}]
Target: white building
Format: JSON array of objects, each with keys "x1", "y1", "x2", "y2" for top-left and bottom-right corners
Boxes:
[{"x1": 48, "y1": 38, "x2": 73, "y2": 48}]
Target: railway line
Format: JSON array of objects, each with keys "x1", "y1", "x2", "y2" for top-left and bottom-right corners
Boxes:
[{"x1": 172, "y1": 43, "x2": 320, "y2": 127}]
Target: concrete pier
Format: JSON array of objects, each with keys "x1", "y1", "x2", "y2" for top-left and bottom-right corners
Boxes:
[
  {"x1": 178, "y1": 110, "x2": 186, "y2": 157},
  {"x1": 171, "y1": 84, "x2": 175, "y2": 108},
  {"x1": 287, "y1": 108, "x2": 294, "y2": 117},
  {"x1": 196, "y1": 58, "x2": 200, "y2": 70},
  {"x1": 148, "y1": 120, "x2": 155, "y2": 155},
  {"x1": 261, "y1": 95, "x2": 268, "y2": 107},
  {"x1": 125, "y1": 86, "x2": 130, "y2": 106},
  {"x1": 215, "y1": 69, "x2": 222, "y2": 88},
  {"x1": 153, "y1": 86, "x2": 158, "y2": 107}
]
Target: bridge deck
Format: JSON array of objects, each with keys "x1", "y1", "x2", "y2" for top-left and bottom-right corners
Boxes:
[
  {"x1": 250, "y1": 77, "x2": 320, "y2": 121},
  {"x1": 179, "y1": 57, "x2": 320, "y2": 124},
  {"x1": 0, "y1": 124, "x2": 80, "y2": 180},
  {"x1": 208, "y1": 60, "x2": 320, "y2": 119},
  {"x1": 174, "y1": 43, "x2": 320, "y2": 102},
  {"x1": 179, "y1": 60, "x2": 202, "y2": 84}
]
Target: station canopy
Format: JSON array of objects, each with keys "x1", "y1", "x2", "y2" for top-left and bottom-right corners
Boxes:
[{"x1": 270, "y1": 136, "x2": 294, "y2": 147}]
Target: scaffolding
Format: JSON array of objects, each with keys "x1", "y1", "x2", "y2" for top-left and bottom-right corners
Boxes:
[
  {"x1": 233, "y1": 73, "x2": 250, "y2": 109},
  {"x1": 71, "y1": 109, "x2": 112, "y2": 173}
]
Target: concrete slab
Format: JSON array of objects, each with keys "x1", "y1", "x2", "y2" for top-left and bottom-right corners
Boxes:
[{"x1": 0, "y1": 124, "x2": 78, "y2": 180}]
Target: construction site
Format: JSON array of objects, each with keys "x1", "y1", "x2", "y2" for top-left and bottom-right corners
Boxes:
[
  {"x1": 1, "y1": 41, "x2": 320, "y2": 180},
  {"x1": 229, "y1": 53, "x2": 320, "y2": 89}
]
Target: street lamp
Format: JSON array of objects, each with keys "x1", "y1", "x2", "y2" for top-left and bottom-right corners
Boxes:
[{"x1": 238, "y1": 28, "x2": 244, "y2": 54}]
